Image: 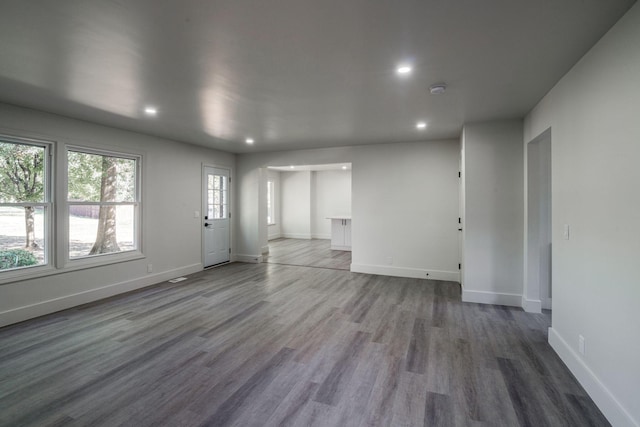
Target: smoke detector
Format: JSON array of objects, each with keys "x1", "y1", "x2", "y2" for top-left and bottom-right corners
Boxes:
[{"x1": 429, "y1": 83, "x2": 447, "y2": 95}]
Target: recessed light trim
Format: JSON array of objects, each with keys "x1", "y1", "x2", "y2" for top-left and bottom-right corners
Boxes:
[
  {"x1": 245, "y1": 138, "x2": 254, "y2": 144},
  {"x1": 342, "y1": 165, "x2": 347, "y2": 170},
  {"x1": 144, "y1": 106, "x2": 157, "y2": 116},
  {"x1": 396, "y1": 65, "x2": 412, "y2": 75},
  {"x1": 416, "y1": 121, "x2": 427, "y2": 129},
  {"x1": 290, "y1": 165, "x2": 295, "y2": 169},
  {"x1": 429, "y1": 83, "x2": 447, "y2": 95}
]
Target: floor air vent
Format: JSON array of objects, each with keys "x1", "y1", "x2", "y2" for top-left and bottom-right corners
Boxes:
[{"x1": 168, "y1": 277, "x2": 188, "y2": 283}]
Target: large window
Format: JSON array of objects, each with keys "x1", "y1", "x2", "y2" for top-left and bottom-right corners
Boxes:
[
  {"x1": 267, "y1": 180, "x2": 275, "y2": 225},
  {"x1": 67, "y1": 148, "x2": 140, "y2": 260},
  {"x1": 0, "y1": 137, "x2": 50, "y2": 272}
]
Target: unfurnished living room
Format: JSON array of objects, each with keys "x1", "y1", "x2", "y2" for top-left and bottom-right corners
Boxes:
[{"x1": 0, "y1": 1, "x2": 639, "y2": 426}]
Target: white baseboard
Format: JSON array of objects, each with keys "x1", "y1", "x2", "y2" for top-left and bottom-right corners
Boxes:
[
  {"x1": 331, "y1": 245, "x2": 352, "y2": 251},
  {"x1": 350, "y1": 263, "x2": 460, "y2": 282},
  {"x1": 0, "y1": 263, "x2": 203, "y2": 328},
  {"x1": 542, "y1": 297, "x2": 552, "y2": 310},
  {"x1": 261, "y1": 245, "x2": 269, "y2": 254},
  {"x1": 548, "y1": 328, "x2": 637, "y2": 427},
  {"x1": 234, "y1": 254, "x2": 263, "y2": 263},
  {"x1": 268, "y1": 233, "x2": 282, "y2": 240},
  {"x1": 462, "y1": 289, "x2": 522, "y2": 307},
  {"x1": 312, "y1": 234, "x2": 331, "y2": 240},
  {"x1": 521, "y1": 296, "x2": 542, "y2": 313},
  {"x1": 282, "y1": 233, "x2": 312, "y2": 239}
]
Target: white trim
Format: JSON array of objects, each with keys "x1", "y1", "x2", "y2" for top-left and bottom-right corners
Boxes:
[
  {"x1": 521, "y1": 296, "x2": 542, "y2": 313},
  {"x1": 542, "y1": 297, "x2": 552, "y2": 310},
  {"x1": 234, "y1": 254, "x2": 262, "y2": 263},
  {"x1": 312, "y1": 233, "x2": 331, "y2": 240},
  {"x1": 0, "y1": 263, "x2": 202, "y2": 328},
  {"x1": 268, "y1": 233, "x2": 282, "y2": 240},
  {"x1": 261, "y1": 245, "x2": 269, "y2": 254},
  {"x1": 548, "y1": 328, "x2": 638, "y2": 427},
  {"x1": 350, "y1": 263, "x2": 460, "y2": 282},
  {"x1": 462, "y1": 289, "x2": 522, "y2": 307},
  {"x1": 281, "y1": 233, "x2": 312, "y2": 239},
  {"x1": 331, "y1": 245, "x2": 352, "y2": 251}
]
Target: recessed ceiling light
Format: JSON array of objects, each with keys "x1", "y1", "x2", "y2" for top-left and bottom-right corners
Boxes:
[
  {"x1": 342, "y1": 165, "x2": 347, "y2": 170},
  {"x1": 429, "y1": 83, "x2": 447, "y2": 95},
  {"x1": 245, "y1": 138, "x2": 254, "y2": 144},
  {"x1": 144, "y1": 106, "x2": 157, "y2": 116},
  {"x1": 416, "y1": 121, "x2": 427, "y2": 129},
  {"x1": 396, "y1": 65, "x2": 412, "y2": 75},
  {"x1": 290, "y1": 165, "x2": 295, "y2": 169}
]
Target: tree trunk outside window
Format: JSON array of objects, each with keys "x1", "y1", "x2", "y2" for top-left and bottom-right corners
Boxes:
[{"x1": 89, "y1": 157, "x2": 120, "y2": 255}]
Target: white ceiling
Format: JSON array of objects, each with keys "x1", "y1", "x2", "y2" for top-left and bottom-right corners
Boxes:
[{"x1": 0, "y1": 0, "x2": 635, "y2": 153}]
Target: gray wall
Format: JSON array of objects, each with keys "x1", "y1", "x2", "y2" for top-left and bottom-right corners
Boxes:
[
  {"x1": 524, "y1": 3, "x2": 640, "y2": 425},
  {"x1": 461, "y1": 120, "x2": 524, "y2": 306}
]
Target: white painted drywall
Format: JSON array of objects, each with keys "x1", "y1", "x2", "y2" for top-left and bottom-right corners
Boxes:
[
  {"x1": 267, "y1": 169, "x2": 281, "y2": 240},
  {"x1": 280, "y1": 170, "x2": 312, "y2": 239},
  {"x1": 461, "y1": 120, "x2": 524, "y2": 306},
  {"x1": 312, "y1": 170, "x2": 352, "y2": 239},
  {"x1": 236, "y1": 140, "x2": 460, "y2": 281},
  {"x1": 0, "y1": 103, "x2": 235, "y2": 326},
  {"x1": 524, "y1": 4, "x2": 640, "y2": 425}
]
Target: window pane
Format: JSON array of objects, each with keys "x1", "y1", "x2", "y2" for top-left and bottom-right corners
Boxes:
[
  {"x1": 0, "y1": 141, "x2": 45, "y2": 203},
  {"x1": 67, "y1": 151, "x2": 136, "y2": 202},
  {"x1": 0, "y1": 206, "x2": 46, "y2": 270},
  {"x1": 69, "y1": 205, "x2": 135, "y2": 258}
]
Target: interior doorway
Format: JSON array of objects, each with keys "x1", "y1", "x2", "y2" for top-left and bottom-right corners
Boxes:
[
  {"x1": 261, "y1": 163, "x2": 352, "y2": 269},
  {"x1": 527, "y1": 129, "x2": 552, "y2": 310},
  {"x1": 203, "y1": 166, "x2": 230, "y2": 267}
]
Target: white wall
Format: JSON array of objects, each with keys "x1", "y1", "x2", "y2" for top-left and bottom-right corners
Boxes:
[
  {"x1": 267, "y1": 169, "x2": 281, "y2": 240},
  {"x1": 0, "y1": 103, "x2": 235, "y2": 327},
  {"x1": 311, "y1": 170, "x2": 352, "y2": 239},
  {"x1": 238, "y1": 140, "x2": 460, "y2": 281},
  {"x1": 462, "y1": 120, "x2": 524, "y2": 307},
  {"x1": 280, "y1": 171, "x2": 312, "y2": 239},
  {"x1": 524, "y1": 4, "x2": 640, "y2": 426}
]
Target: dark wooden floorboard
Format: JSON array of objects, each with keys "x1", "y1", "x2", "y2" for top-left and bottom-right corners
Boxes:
[{"x1": 0, "y1": 260, "x2": 608, "y2": 427}]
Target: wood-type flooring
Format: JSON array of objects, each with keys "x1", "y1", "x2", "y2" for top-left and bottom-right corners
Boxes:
[
  {"x1": 0, "y1": 262, "x2": 609, "y2": 426},
  {"x1": 264, "y1": 238, "x2": 351, "y2": 270}
]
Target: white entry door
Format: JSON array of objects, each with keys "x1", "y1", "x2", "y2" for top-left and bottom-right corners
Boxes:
[{"x1": 203, "y1": 166, "x2": 230, "y2": 267}]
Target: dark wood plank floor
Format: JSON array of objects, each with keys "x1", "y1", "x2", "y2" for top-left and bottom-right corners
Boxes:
[
  {"x1": 0, "y1": 262, "x2": 609, "y2": 427},
  {"x1": 265, "y1": 238, "x2": 351, "y2": 270}
]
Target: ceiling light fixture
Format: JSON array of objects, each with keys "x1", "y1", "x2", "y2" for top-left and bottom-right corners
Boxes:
[
  {"x1": 144, "y1": 106, "x2": 157, "y2": 116},
  {"x1": 342, "y1": 165, "x2": 347, "y2": 170},
  {"x1": 416, "y1": 121, "x2": 427, "y2": 129},
  {"x1": 290, "y1": 165, "x2": 295, "y2": 169},
  {"x1": 245, "y1": 138, "x2": 254, "y2": 144},
  {"x1": 396, "y1": 65, "x2": 412, "y2": 75},
  {"x1": 429, "y1": 83, "x2": 447, "y2": 95}
]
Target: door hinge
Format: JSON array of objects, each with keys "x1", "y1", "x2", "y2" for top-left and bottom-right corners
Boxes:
[
  {"x1": 458, "y1": 171, "x2": 461, "y2": 178},
  {"x1": 458, "y1": 217, "x2": 461, "y2": 224},
  {"x1": 458, "y1": 263, "x2": 461, "y2": 270}
]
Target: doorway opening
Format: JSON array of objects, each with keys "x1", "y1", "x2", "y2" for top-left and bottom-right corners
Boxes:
[
  {"x1": 261, "y1": 163, "x2": 352, "y2": 270},
  {"x1": 526, "y1": 129, "x2": 552, "y2": 311}
]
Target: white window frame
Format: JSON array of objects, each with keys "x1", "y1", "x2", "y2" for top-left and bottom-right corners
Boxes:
[
  {"x1": 267, "y1": 180, "x2": 275, "y2": 225},
  {"x1": 0, "y1": 134, "x2": 54, "y2": 283},
  {"x1": 62, "y1": 145, "x2": 143, "y2": 269}
]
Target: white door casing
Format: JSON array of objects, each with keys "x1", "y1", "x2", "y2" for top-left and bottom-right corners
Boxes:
[{"x1": 203, "y1": 166, "x2": 230, "y2": 267}]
